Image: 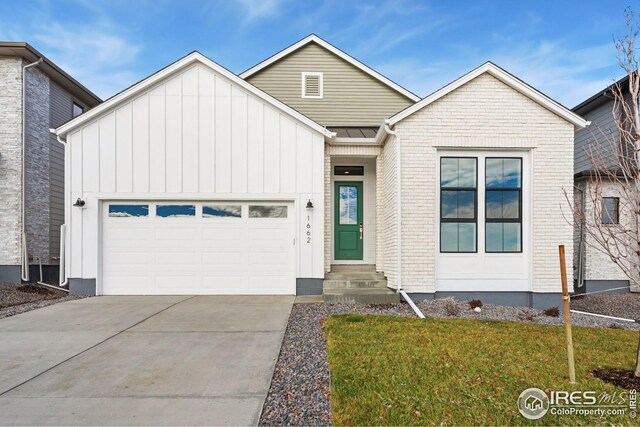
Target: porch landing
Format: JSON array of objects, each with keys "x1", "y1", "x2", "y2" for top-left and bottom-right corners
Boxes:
[{"x1": 323, "y1": 265, "x2": 399, "y2": 304}]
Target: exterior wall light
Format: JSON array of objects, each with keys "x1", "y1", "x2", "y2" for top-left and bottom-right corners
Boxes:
[
  {"x1": 73, "y1": 198, "x2": 86, "y2": 208},
  {"x1": 306, "y1": 199, "x2": 314, "y2": 209}
]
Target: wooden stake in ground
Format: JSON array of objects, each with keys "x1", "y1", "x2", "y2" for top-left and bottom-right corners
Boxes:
[{"x1": 559, "y1": 244, "x2": 576, "y2": 384}]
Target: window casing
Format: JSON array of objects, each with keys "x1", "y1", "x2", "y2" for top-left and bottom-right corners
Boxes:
[
  {"x1": 602, "y1": 197, "x2": 619, "y2": 224},
  {"x1": 440, "y1": 157, "x2": 478, "y2": 253},
  {"x1": 301, "y1": 72, "x2": 323, "y2": 99},
  {"x1": 485, "y1": 158, "x2": 522, "y2": 253}
]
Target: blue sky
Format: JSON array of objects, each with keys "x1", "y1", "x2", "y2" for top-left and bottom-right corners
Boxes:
[{"x1": 0, "y1": 0, "x2": 633, "y2": 106}]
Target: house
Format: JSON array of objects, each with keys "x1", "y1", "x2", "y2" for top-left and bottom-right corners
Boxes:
[
  {"x1": 52, "y1": 35, "x2": 587, "y2": 308},
  {"x1": 572, "y1": 76, "x2": 638, "y2": 294},
  {"x1": 0, "y1": 42, "x2": 101, "y2": 283}
]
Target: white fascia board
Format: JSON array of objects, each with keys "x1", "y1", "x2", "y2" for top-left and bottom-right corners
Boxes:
[
  {"x1": 388, "y1": 62, "x2": 589, "y2": 128},
  {"x1": 55, "y1": 52, "x2": 335, "y2": 139},
  {"x1": 240, "y1": 34, "x2": 421, "y2": 102}
]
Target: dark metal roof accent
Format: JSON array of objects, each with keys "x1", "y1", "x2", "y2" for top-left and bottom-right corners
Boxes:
[
  {"x1": 329, "y1": 126, "x2": 379, "y2": 138},
  {"x1": 572, "y1": 75, "x2": 629, "y2": 115}
]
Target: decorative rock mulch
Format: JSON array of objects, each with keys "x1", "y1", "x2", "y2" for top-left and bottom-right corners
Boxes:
[
  {"x1": 260, "y1": 296, "x2": 640, "y2": 426},
  {"x1": 0, "y1": 282, "x2": 83, "y2": 319}
]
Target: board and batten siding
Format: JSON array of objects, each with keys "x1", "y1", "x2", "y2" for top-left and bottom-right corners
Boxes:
[
  {"x1": 246, "y1": 42, "x2": 415, "y2": 126},
  {"x1": 65, "y1": 63, "x2": 325, "y2": 284},
  {"x1": 574, "y1": 99, "x2": 619, "y2": 174}
]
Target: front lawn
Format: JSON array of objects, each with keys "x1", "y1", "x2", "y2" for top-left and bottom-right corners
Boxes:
[{"x1": 325, "y1": 314, "x2": 638, "y2": 426}]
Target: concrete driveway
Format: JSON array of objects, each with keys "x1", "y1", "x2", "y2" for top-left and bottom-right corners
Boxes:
[{"x1": 0, "y1": 295, "x2": 293, "y2": 426}]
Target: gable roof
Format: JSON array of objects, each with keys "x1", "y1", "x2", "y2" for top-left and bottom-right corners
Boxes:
[
  {"x1": 239, "y1": 34, "x2": 421, "y2": 102},
  {"x1": 54, "y1": 51, "x2": 335, "y2": 138},
  {"x1": 387, "y1": 61, "x2": 589, "y2": 128}
]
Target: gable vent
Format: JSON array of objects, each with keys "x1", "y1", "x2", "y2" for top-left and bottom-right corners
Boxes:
[{"x1": 302, "y1": 72, "x2": 323, "y2": 99}]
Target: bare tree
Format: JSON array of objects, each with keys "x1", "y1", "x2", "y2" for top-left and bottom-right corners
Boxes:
[{"x1": 567, "y1": 8, "x2": 640, "y2": 377}]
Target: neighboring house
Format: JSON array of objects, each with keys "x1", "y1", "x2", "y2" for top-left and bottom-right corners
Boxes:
[
  {"x1": 572, "y1": 77, "x2": 638, "y2": 294},
  {"x1": 52, "y1": 35, "x2": 587, "y2": 308},
  {"x1": 0, "y1": 42, "x2": 101, "y2": 283}
]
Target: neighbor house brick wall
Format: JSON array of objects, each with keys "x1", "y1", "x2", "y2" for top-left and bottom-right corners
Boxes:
[
  {"x1": 25, "y1": 66, "x2": 51, "y2": 264},
  {"x1": 392, "y1": 73, "x2": 575, "y2": 294},
  {"x1": 0, "y1": 57, "x2": 24, "y2": 266}
]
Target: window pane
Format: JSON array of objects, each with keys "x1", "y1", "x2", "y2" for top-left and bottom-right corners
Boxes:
[
  {"x1": 486, "y1": 158, "x2": 521, "y2": 188},
  {"x1": 602, "y1": 198, "x2": 619, "y2": 224},
  {"x1": 72, "y1": 103, "x2": 84, "y2": 118},
  {"x1": 249, "y1": 205, "x2": 287, "y2": 218},
  {"x1": 441, "y1": 190, "x2": 475, "y2": 219},
  {"x1": 156, "y1": 205, "x2": 195, "y2": 218},
  {"x1": 441, "y1": 158, "x2": 477, "y2": 188},
  {"x1": 441, "y1": 223, "x2": 459, "y2": 252},
  {"x1": 486, "y1": 191, "x2": 520, "y2": 219},
  {"x1": 108, "y1": 204, "x2": 149, "y2": 217},
  {"x1": 486, "y1": 223, "x2": 521, "y2": 252},
  {"x1": 504, "y1": 223, "x2": 521, "y2": 252},
  {"x1": 339, "y1": 186, "x2": 358, "y2": 224},
  {"x1": 441, "y1": 223, "x2": 476, "y2": 252},
  {"x1": 203, "y1": 205, "x2": 241, "y2": 218},
  {"x1": 486, "y1": 223, "x2": 503, "y2": 252},
  {"x1": 458, "y1": 223, "x2": 477, "y2": 252}
]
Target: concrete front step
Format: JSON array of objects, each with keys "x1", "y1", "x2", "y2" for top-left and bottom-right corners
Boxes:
[
  {"x1": 323, "y1": 288, "x2": 400, "y2": 304},
  {"x1": 329, "y1": 264, "x2": 377, "y2": 273},
  {"x1": 323, "y1": 279, "x2": 388, "y2": 289},
  {"x1": 325, "y1": 272, "x2": 386, "y2": 281}
]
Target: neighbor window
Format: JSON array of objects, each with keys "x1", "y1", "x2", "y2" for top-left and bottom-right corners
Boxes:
[
  {"x1": 249, "y1": 205, "x2": 287, "y2": 218},
  {"x1": 301, "y1": 72, "x2": 323, "y2": 98},
  {"x1": 485, "y1": 158, "x2": 522, "y2": 252},
  {"x1": 602, "y1": 197, "x2": 619, "y2": 224},
  {"x1": 440, "y1": 157, "x2": 477, "y2": 252},
  {"x1": 203, "y1": 205, "x2": 241, "y2": 218},
  {"x1": 108, "y1": 204, "x2": 149, "y2": 217},
  {"x1": 156, "y1": 205, "x2": 196, "y2": 218},
  {"x1": 72, "y1": 102, "x2": 84, "y2": 118}
]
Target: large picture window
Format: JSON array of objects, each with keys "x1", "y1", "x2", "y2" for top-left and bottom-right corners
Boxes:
[
  {"x1": 485, "y1": 158, "x2": 522, "y2": 252},
  {"x1": 440, "y1": 157, "x2": 477, "y2": 252}
]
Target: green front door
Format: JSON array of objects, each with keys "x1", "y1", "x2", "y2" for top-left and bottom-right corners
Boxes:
[{"x1": 334, "y1": 181, "x2": 363, "y2": 260}]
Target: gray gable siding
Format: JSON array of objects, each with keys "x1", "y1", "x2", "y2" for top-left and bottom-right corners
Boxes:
[
  {"x1": 49, "y1": 81, "x2": 78, "y2": 262},
  {"x1": 246, "y1": 42, "x2": 415, "y2": 126},
  {"x1": 574, "y1": 99, "x2": 620, "y2": 175}
]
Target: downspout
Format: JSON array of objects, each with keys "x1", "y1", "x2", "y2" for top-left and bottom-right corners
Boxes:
[
  {"x1": 55, "y1": 134, "x2": 69, "y2": 288},
  {"x1": 21, "y1": 57, "x2": 43, "y2": 282},
  {"x1": 383, "y1": 120, "x2": 425, "y2": 319}
]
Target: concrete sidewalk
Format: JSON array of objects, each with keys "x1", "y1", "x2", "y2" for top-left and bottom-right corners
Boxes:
[{"x1": 0, "y1": 295, "x2": 293, "y2": 426}]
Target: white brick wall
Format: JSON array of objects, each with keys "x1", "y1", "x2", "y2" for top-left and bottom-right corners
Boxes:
[
  {"x1": 0, "y1": 57, "x2": 23, "y2": 266},
  {"x1": 579, "y1": 180, "x2": 639, "y2": 290},
  {"x1": 390, "y1": 73, "x2": 575, "y2": 294}
]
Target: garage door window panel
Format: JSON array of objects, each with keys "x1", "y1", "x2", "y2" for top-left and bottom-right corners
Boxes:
[
  {"x1": 156, "y1": 205, "x2": 196, "y2": 218},
  {"x1": 203, "y1": 205, "x2": 242, "y2": 218},
  {"x1": 108, "y1": 204, "x2": 149, "y2": 218},
  {"x1": 249, "y1": 205, "x2": 288, "y2": 218}
]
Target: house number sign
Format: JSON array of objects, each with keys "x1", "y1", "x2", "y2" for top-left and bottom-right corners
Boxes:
[{"x1": 306, "y1": 215, "x2": 312, "y2": 244}]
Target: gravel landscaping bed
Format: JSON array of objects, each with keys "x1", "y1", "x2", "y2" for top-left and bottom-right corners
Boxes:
[
  {"x1": 260, "y1": 297, "x2": 640, "y2": 426},
  {"x1": 0, "y1": 282, "x2": 82, "y2": 319},
  {"x1": 571, "y1": 293, "x2": 640, "y2": 321}
]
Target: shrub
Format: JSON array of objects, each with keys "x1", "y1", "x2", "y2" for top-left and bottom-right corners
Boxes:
[
  {"x1": 543, "y1": 307, "x2": 560, "y2": 317},
  {"x1": 442, "y1": 297, "x2": 460, "y2": 317},
  {"x1": 468, "y1": 299, "x2": 483, "y2": 309}
]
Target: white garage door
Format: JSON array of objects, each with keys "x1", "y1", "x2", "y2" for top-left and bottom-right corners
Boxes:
[{"x1": 101, "y1": 202, "x2": 295, "y2": 295}]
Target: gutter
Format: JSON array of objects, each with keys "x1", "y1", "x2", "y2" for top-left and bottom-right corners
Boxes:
[
  {"x1": 381, "y1": 120, "x2": 425, "y2": 319},
  {"x1": 21, "y1": 57, "x2": 43, "y2": 282},
  {"x1": 53, "y1": 132, "x2": 69, "y2": 289}
]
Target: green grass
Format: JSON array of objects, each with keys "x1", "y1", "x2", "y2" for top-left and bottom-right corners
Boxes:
[{"x1": 324, "y1": 314, "x2": 638, "y2": 426}]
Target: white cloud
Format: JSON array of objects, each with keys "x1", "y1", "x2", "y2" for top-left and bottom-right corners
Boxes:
[
  {"x1": 0, "y1": 10, "x2": 142, "y2": 99},
  {"x1": 374, "y1": 38, "x2": 622, "y2": 107},
  {"x1": 233, "y1": 0, "x2": 284, "y2": 22}
]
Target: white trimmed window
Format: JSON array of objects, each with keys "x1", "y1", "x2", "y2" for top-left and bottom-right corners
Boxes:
[{"x1": 301, "y1": 72, "x2": 323, "y2": 99}]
